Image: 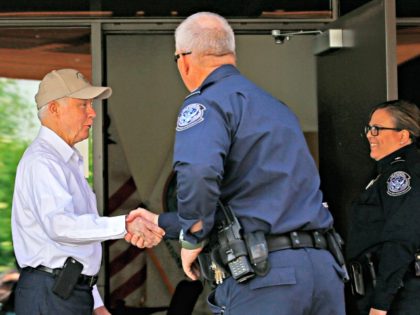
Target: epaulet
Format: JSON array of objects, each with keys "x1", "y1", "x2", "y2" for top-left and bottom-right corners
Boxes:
[
  {"x1": 390, "y1": 156, "x2": 405, "y2": 165},
  {"x1": 185, "y1": 90, "x2": 201, "y2": 100}
]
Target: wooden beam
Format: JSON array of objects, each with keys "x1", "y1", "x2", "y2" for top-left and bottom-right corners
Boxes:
[
  {"x1": 397, "y1": 43, "x2": 420, "y2": 65},
  {"x1": 0, "y1": 48, "x2": 91, "y2": 80},
  {"x1": 0, "y1": 11, "x2": 112, "y2": 17},
  {"x1": 397, "y1": 27, "x2": 420, "y2": 65},
  {"x1": 260, "y1": 10, "x2": 332, "y2": 19}
]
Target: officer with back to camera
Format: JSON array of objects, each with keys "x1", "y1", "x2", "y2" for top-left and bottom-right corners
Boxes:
[{"x1": 126, "y1": 11, "x2": 346, "y2": 315}]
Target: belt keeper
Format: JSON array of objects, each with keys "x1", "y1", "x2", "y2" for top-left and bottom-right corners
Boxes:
[
  {"x1": 313, "y1": 231, "x2": 323, "y2": 249},
  {"x1": 290, "y1": 231, "x2": 301, "y2": 248},
  {"x1": 89, "y1": 276, "x2": 96, "y2": 287}
]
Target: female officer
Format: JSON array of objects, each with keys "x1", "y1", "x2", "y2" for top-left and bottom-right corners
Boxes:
[{"x1": 347, "y1": 100, "x2": 420, "y2": 315}]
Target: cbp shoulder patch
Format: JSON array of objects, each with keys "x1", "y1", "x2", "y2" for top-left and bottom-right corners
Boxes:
[
  {"x1": 176, "y1": 103, "x2": 206, "y2": 131},
  {"x1": 386, "y1": 171, "x2": 411, "y2": 196}
]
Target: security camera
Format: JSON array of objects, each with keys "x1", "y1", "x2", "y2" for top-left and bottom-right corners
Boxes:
[
  {"x1": 271, "y1": 29, "x2": 323, "y2": 45},
  {"x1": 271, "y1": 30, "x2": 290, "y2": 45}
]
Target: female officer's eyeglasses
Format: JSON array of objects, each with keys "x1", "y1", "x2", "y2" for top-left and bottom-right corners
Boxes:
[
  {"x1": 364, "y1": 125, "x2": 402, "y2": 136},
  {"x1": 174, "y1": 51, "x2": 192, "y2": 63}
]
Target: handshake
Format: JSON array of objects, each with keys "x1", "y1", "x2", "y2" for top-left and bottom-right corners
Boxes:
[{"x1": 124, "y1": 208, "x2": 165, "y2": 248}]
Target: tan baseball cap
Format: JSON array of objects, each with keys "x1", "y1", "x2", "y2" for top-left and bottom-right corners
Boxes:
[{"x1": 35, "y1": 69, "x2": 112, "y2": 109}]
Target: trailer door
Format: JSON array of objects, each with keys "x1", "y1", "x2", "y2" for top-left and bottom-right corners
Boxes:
[{"x1": 316, "y1": 0, "x2": 397, "y2": 237}]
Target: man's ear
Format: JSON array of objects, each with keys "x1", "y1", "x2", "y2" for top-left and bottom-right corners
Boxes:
[
  {"x1": 400, "y1": 129, "x2": 412, "y2": 145},
  {"x1": 47, "y1": 101, "x2": 59, "y2": 115}
]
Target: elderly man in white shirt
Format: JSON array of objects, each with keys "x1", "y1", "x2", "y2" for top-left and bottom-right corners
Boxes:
[{"x1": 11, "y1": 69, "x2": 164, "y2": 315}]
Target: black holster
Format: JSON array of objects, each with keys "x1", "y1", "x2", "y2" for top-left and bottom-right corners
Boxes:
[
  {"x1": 197, "y1": 202, "x2": 270, "y2": 284},
  {"x1": 325, "y1": 229, "x2": 350, "y2": 282},
  {"x1": 349, "y1": 261, "x2": 365, "y2": 296},
  {"x1": 348, "y1": 252, "x2": 379, "y2": 296}
]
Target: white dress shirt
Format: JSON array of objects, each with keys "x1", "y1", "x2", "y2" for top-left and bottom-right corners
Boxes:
[{"x1": 12, "y1": 126, "x2": 126, "y2": 307}]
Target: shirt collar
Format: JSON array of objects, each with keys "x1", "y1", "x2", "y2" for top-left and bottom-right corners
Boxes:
[
  {"x1": 38, "y1": 126, "x2": 78, "y2": 163},
  {"x1": 186, "y1": 64, "x2": 239, "y2": 99},
  {"x1": 377, "y1": 143, "x2": 417, "y2": 173}
]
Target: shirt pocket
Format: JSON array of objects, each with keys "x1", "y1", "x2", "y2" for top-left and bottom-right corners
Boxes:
[{"x1": 249, "y1": 266, "x2": 296, "y2": 290}]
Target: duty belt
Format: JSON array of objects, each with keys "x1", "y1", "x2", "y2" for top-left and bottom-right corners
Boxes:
[
  {"x1": 198, "y1": 229, "x2": 344, "y2": 285},
  {"x1": 25, "y1": 265, "x2": 98, "y2": 287},
  {"x1": 266, "y1": 230, "x2": 328, "y2": 252}
]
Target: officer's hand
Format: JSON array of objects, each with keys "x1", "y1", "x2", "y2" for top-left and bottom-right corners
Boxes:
[
  {"x1": 181, "y1": 247, "x2": 203, "y2": 280},
  {"x1": 125, "y1": 215, "x2": 165, "y2": 248},
  {"x1": 369, "y1": 308, "x2": 387, "y2": 315}
]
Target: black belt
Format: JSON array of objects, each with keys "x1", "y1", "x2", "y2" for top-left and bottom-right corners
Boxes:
[
  {"x1": 26, "y1": 265, "x2": 98, "y2": 287},
  {"x1": 266, "y1": 230, "x2": 328, "y2": 252}
]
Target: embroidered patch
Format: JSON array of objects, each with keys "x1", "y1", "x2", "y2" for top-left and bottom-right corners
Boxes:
[
  {"x1": 176, "y1": 103, "x2": 206, "y2": 131},
  {"x1": 387, "y1": 171, "x2": 411, "y2": 196}
]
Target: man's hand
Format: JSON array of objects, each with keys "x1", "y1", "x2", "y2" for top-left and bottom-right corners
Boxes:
[
  {"x1": 125, "y1": 208, "x2": 165, "y2": 248},
  {"x1": 127, "y1": 207, "x2": 159, "y2": 225},
  {"x1": 369, "y1": 308, "x2": 387, "y2": 315},
  {"x1": 93, "y1": 306, "x2": 111, "y2": 315},
  {"x1": 181, "y1": 247, "x2": 203, "y2": 280}
]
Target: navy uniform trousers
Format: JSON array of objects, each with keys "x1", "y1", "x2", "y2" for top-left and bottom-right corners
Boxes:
[
  {"x1": 208, "y1": 248, "x2": 346, "y2": 315},
  {"x1": 15, "y1": 268, "x2": 93, "y2": 315}
]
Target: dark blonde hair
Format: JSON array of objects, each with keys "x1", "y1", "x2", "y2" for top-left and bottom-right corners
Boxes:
[{"x1": 370, "y1": 100, "x2": 420, "y2": 144}]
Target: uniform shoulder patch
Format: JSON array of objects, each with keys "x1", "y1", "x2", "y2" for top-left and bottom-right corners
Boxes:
[
  {"x1": 386, "y1": 171, "x2": 411, "y2": 196},
  {"x1": 176, "y1": 103, "x2": 206, "y2": 131}
]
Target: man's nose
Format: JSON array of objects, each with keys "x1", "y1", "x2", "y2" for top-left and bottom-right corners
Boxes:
[{"x1": 88, "y1": 104, "x2": 96, "y2": 118}]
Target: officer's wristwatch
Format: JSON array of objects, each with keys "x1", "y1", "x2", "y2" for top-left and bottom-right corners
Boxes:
[{"x1": 179, "y1": 229, "x2": 206, "y2": 250}]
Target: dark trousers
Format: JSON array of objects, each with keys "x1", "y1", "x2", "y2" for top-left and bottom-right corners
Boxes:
[
  {"x1": 207, "y1": 248, "x2": 346, "y2": 315},
  {"x1": 356, "y1": 276, "x2": 420, "y2": 315},
  {"x1": 15, "y1": 268, "x2": 93, "y2": 315}
]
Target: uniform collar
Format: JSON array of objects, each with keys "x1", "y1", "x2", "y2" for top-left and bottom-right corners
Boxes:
[
  {"x1": 377, "y1": 143, "x2": 417, "y2": 173},
  {"x1": 38, "y1": 126, "x2": 79, "y2": 163},
  {"x1": 185, "y1": 64, "x2": 239, "y2": 99}
]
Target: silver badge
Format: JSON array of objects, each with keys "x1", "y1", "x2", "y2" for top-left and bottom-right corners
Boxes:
[
  {"x1": 176, "y1": 103, "x2": 206, "y2": 131},
  {"x1": 387, "y1": 171, "x2": 411, "y2": 196}
]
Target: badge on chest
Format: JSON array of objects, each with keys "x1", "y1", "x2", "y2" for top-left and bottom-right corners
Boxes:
[{"x1": 386, "y1": 171, "x2": 411, "y2": 196}]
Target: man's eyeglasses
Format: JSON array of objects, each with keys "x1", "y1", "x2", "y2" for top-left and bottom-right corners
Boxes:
[
  {"x1": 174, "y1": 51, "x2": 192, "y2": 63},
  {"x1": 364, "y1": 125, "x2": 402, "y2": 136}
]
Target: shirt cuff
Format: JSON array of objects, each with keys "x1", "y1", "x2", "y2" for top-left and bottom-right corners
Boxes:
[
  {"x1": 107, "y1": 215, "x2": 127, "y2": 239},
  {"x1": 371, "y1": 290, "x2": 394, "y2": 311},
  {"x1": 158, "y1": 212, "x2": 181, "y2": 239},
  {"x1": 92, "y1": 285, "x2": 104, "y2": 309}
]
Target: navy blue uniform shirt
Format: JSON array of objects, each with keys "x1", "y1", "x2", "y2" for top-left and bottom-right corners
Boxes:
[
  {"x1": 347, "y1": 143, "x2": 420, "y2": 311},
  {"x1": 165, "y1": 64, "x2": 333, "y2": 243}
]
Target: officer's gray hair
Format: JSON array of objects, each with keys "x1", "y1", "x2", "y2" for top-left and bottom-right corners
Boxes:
[
  {"x1": 175, "y1": 12, "x2": 235, "y2": 57},
  {"x1": 370, "y1": 100, "x2": 420, "y2": 143}
]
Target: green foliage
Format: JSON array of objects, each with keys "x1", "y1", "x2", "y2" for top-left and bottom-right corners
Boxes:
[
  {"x1": 0, "y1": 78, "x2": 38, "y2": 141},
  {"x1": 0, "y1": 141, "x2": 27, "y2": 268},
  {"x1": 0, "y1": 78, "x2": 39, "y2": 270}
]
